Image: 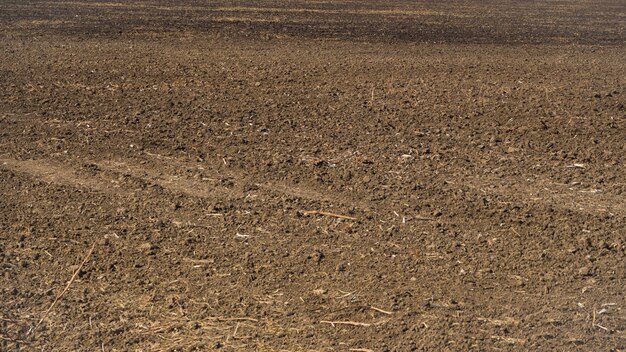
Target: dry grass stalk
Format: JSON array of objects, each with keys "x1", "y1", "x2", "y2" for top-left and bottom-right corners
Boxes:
[
  {"x1": 30, "y1": 243, "x2": 96, "y2": 334},
  {"x1": 320, "y1": 320, "x2": 371, "y2": 327},
  {"x1": 304, "y1": 210, "x2": 357, "y2": 220},
  {"x1": 217, "y1": 317, "x2": 259, "y2": 322},
  {"x1": 369, "y1": 306, "x2": 393, "y2": 315},
  {"x1": 490, "y1": 335, "x2": 525, "y2": 345}
]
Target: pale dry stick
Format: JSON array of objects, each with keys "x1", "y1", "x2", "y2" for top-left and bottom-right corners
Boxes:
[
  {"x1": 233, "y1": 322, "x2": 240, "y2": 338},
  {"x1": 491, "y1": 335, "x2": 525, "y2": 345},
  {"x1": 591, "y1": 306, "x2": 612, "y2": 332},
  {"x1": 304, "y1": 210, "x2": 357, "y2": 221},
  {"x1": 595, "y1": 323, "x2": 611, "y2": 332},
  {"x1": 370, "y1": 306, "x2": 393, "y2": 315},
  {"x1": 217, "y1": 317, "x2": 258, "y2": 323},
  {"x1": 592, "y1": 307, "x2": 596, "y2": 328},
  {"x1": 182, "y1": 258, "x2": 214, "y2": 264},
  {"x1": 335, "y1": 290, "x2": 355, "y2": 299},
  {"x1": 350, "y1": 349, "x2": 374, "y2": 352},
  {"x1": 30, "y1": 243, "x2": 96, "y2": 335},
  {"x1": 143, "y1": 151, "x2": 173, "y2": 160},
  {"x1": 320, "y1": 320, "x2": 371, "y2": 327}
]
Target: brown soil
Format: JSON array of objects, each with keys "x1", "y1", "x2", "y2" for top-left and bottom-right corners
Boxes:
[{"x1": 1, "y1": 1, "x2": 625, "y2": 351}]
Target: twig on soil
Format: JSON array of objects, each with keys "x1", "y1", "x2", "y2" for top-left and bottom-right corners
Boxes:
[
  {"x1": 303, "y1": 210, "x2": 357, "y2": 220},
  {"x1": 370, "y1": 306, "x2": 393, "y2": 315},
  {"x1": 320, "y1": 320, "x2": 371, "y2": 327},
  {"x1": 592, "y1": 306, "x2": 596, "y2": 327},
  {"x1": 594, "y1": 323, "x2": 611, "y2": 332},
  {"x1": 335, "y1": 290, "x2": 355, "y2": 298},
  {"x1": 490, "y1": 335, "x2": 525, "y2": 345},
  {"x1": 216, "y1": 317, "x2": 258, "y2": 322},
  {"x1": 233, "y1": 322, "x2": 240, "y2": 337},
  {"x1": 182, "y1": 258, "x2": 214, "y2": 264},
  {"x1": 29, "y1": 243, "x2": 95, "y2": 335},
  {"x1": 591, "y1": 306, "x2": 613, "y2": 332},
  {"x1": 144, "y1": 151, "x2": 173, "y2": 160},
  {"x1": 350, "y1": 349, "x2": 374, "y2": 352}
]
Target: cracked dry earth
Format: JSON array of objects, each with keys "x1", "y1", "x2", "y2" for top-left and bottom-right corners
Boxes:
[{"x1": 1, "y1": 0, "x2": 625, "y2": 351}]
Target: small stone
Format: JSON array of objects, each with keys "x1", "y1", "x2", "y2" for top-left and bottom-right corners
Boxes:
[
  {"x1": 138, "y1": 242, "x2": 157, "y2": 252},
  {"x1": 568, "y1": 338, "x2": 584, "y2": 346},
  {"x1": 336, "y1": 263, "x2": 346, "y2": 272},
  {"x1": 578, "y1": 266, "x2": 591, "y2": 276},
  {"x1": 577, "y1": 236, "x2": 591, "y2": 248},
  {"x1": 312, "y1": 288, "x2": 327, "y2": 296},
  {"x1": 512, "y1": 275, "x2": 524, "y2": 286},
  {"x1": 308, "y1": 250, "x2": 324, "y2": 265},
  {"x1": 507, "y1": 146, "x2": 520, "y2": 153},
  {"x1": 596, "y1": 240, "x2": 610, "y2": 250}
]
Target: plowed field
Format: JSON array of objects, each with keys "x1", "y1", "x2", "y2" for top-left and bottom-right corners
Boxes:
[{"x1": 1, "y1": 1, "x2": 624, "y2": 351}]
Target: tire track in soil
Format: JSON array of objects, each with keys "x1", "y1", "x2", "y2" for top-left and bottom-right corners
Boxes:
[
  {"x1": 96, "y1": 153, "x2": 372, "y2": 210},
  {"x1": 102, "y1": 153, "x2": 626, "y2": 218},
  {"x1": 0, "y1": 157, "x2": 113, "y2": 192},
  {"x1": 2, "y1": 154, "x2": 623, "y2": 221},
  {"x1": 0, "y1": 154, "x2": 365, "y2": 226},
  {"x1": 0, "y1": 153, "x2": 368, "y2": 234},
  {"x1": 461, "y1": 175, "x2": 625, "y2": 218}
]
